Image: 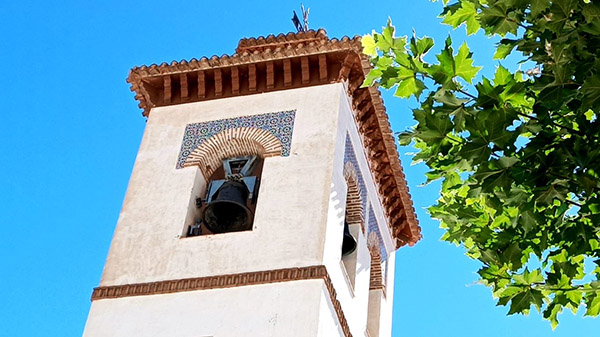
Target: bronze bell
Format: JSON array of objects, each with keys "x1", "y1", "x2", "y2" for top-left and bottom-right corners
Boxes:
[
  {"x1": 342, "y1": 221, "x2": 357, "y2": 256},
  {"x1": 203, "y1": 181, "x2": 253, "y2": 233}
]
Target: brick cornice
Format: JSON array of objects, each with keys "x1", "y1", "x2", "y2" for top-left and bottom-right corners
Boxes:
[
  {"x1": 235, "y1": 30, "x2": 330, "y2": 54},
  {"x1": 92, "y1": 265, "x2": 353, "y2": 337}
]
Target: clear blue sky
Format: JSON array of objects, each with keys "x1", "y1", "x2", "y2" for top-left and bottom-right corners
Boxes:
[{"x1": 0, "y1": 1, "x2": 597, "y2": 336}]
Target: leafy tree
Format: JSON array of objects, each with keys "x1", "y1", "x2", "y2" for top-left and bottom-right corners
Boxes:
[{"x1": 363, "y1": 0, "x2": 600, "y2": 327}]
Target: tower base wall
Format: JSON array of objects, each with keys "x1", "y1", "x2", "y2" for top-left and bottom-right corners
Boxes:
[{"x1": 83, "y1": 279, "x2": 344, "y2": 337}]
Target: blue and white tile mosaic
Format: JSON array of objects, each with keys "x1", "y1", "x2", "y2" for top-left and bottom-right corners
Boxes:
[{"x1": 176, "y1": 110, "x2": 296, "y2": 169}]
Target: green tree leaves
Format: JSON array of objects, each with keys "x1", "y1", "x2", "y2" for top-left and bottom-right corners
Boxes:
[
  {"x1": 364, "y1": 0, "x2": 600, "y2": 328},
  {"x1": 478, "y1": 5, "x2": 520, "y2": 36},
  {"x1": 586, "y1": 289, "x2": 600, "y2": 316},
  {"x1": 428, "y1": 40, "x2": 483, "y2": 85},
  {"x1": 442, "y1": 0, "x2": 481, "y2": 34},
  {"x1": 454, "y1": 43, "x2": 482, "y2": 83}
]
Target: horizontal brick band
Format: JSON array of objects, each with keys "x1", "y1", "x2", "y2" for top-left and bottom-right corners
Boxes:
[{"x1": 91, "y1": 265, "x2": 353, "y2": 337}]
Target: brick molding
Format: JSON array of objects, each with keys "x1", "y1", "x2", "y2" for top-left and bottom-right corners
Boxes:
[
  {"x1": 91, "y1": 265, "x2": 353, "y2": 337},
  {"x1": 184, "y1": 127, "x2": 282, "y2": 179},
  {"x1": 368, "y1": 243, "x2": 385, "y2": 292},
  {"x1": 176, "y1": 110, "x2": 295, "y2": 171}
]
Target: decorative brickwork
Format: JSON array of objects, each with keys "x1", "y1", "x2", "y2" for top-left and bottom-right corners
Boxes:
[
  {"x1": 235, "y1": 30, "x2": 331, "y2": 54},
  {"x1": 344, "y1": 161, "x2": 364, "y2": 232},
  {"x1": 344, "y1": 135, "x2": 367, "y2": 223},
  {"x1": 183, "y1": 128, "x2": 279, "y2": 179},
  {"x1": 91, "y1": 265, "x2": 353, "y2": 337},
  {"x1": 128, "y1": 29, "x2": 421, "y2": 248},
  {"x1": 368, "y1": 242, "x2": 384, "y2": 291},
  {"x1": 177, "y1": 110, "x2": 295, "y2": 173}
]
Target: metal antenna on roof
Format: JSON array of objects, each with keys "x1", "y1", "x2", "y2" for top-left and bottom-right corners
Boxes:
[
  {"x1": 292, "y1": 4, "x2": 309, "y2": 32},
  {"x1": 301, "y1": 4, "x2": 309, "y2": 31}
]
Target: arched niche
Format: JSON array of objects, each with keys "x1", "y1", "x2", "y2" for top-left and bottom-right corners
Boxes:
[{"x1": 181, "y1": 126, "x2": 284, "y2": 237}]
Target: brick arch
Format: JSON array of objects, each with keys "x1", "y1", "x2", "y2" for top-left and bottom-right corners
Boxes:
[
  {"x1": 344, "y1": 161, "x2": 365, "y2": 232},
  {"x1": 182, "y1": 127, "x2": 283, "y2": 179}
]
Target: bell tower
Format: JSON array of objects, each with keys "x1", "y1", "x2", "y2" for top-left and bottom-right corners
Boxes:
[{"x1": 83, "y1": 30, "x2": 421, "y2": 337}]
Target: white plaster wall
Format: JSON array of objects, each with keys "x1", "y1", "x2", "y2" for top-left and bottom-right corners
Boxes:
[
  {"x1": 367, "y1": 289, "x2": 383, "y2": 336},
  {"x1": 100, "y1": 84, "x2": 343, "y2": 286},
  {"x1": 83, "y1": 280, "x2": 331, "y2": 337}
]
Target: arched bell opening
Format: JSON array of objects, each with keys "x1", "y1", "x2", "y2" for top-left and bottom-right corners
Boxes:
[
  {"x1": 181, "y1": 126, "x2": 282, "y2": 238},
  {"x1": 185, "y1": 155, "x2": 265, "y2": 237}
]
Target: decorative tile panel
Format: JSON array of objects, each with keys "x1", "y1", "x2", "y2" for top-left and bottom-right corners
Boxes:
[{"x1": 176, "y1": 110, "x2": 295, "y2": 169}]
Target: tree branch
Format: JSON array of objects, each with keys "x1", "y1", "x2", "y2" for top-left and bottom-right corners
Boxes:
[
  {"x1": 481, "y1": 271, "x2": 598, "y2": 292},
  {"x1": 457, "y1": 88, "x2": 477, "y2": 99},
  {"x1": 565, "y1": 199, "x2": 583, "y2": 208},
  {"x1": 515, "y1": 111, "x2": 585, "y2": 136}
]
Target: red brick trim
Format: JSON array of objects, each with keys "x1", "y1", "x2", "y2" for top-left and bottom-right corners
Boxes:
[
  {"x1": 91, "y1": 265, "x2": 353, "y2": 337},
  {"x1": 368, "y1": 247, "x2": 385, "y2": 292},
  {"x1": 235, "y1": 30, "x2": 330, "y2": 54},
  {"x1": 367, "y1": 233, "x2": 385, "y2": 292}
]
